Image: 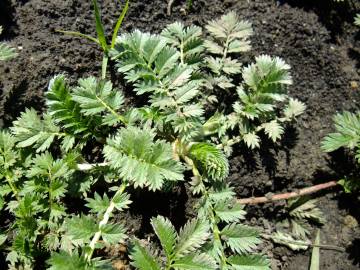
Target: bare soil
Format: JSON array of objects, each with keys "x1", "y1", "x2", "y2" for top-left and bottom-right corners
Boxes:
[{"x1": 0, "y1": 0, "x2": 359, "y2": 269}]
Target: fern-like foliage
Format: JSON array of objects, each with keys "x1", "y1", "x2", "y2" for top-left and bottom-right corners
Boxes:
[
  {"x1": 11, "y1": 108, "x2": 62, "y2": 152},
  {"x1": 112, "y1": 30, "x2": 204, "y2": 141},
  {"x1": 72, "y1": 77, "x2": 126, "y2": 126},
  {"x1": 188, "y1": 142, "x2": 229, "y2": 181},
  {"x1": 130, "y1": 216, "x2": 215, "y2": 270},
  {"x1": 103, "y1": 126, "x2": 184, "y2": 190},
  {"x1": 224, "y1": 55, "x2": 306, "y2": 150},
  {"x1": 196, "y1": 184, "x2": 269, "y2": 269},
  {"x1": 321, "y1": 111, "x2": 360, "y2": 159},
  {"x1": 355, "y1": 14, "x2": 360, "y2": 27},
  {"x1": 202, "y1": 11, "x2": 252, "y2": 106},
  {"x1": 0, "y1": 26, "x2": 17, "y2": 61},
  {"x1": 161, "y1": 22, "x2": 204, "y2": 66}
]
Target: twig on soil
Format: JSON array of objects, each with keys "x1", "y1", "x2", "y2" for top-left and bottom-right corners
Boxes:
[
  {"x1": 238, "y1": 181, "x2": 338, "y2": 204},
  {"x1": 167, "y1": 0, "x2": 175, "y2": 15}
]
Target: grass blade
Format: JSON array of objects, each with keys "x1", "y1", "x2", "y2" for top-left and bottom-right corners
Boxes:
[
  {"x1": 309, "y1": 230, "x2": 320, "y2": 270},
  {"x1": 55, "y1": 30, "x2": 100, "y2": 45},
  {"x1": 92, "y1": 0, "x2": 108, "y2": 52},
  {"x1": 111, "y1": 0, "x2": 130, "y2": 49}
]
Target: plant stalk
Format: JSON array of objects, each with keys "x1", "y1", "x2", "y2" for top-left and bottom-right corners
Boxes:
[{"x1": 84, "y1": 182, "x2": 128, "y2": 262}]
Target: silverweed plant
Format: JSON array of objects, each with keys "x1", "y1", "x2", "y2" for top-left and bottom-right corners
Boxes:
[
  {"x1": 0, "y1": 26, "x2": 17, "y2": 61},
  {"x1": 322, "y1": 111, "x2": 360, "y2": 192},
  {"x1": 0, "y1": 6, "x2": 306, "y2": 270}
]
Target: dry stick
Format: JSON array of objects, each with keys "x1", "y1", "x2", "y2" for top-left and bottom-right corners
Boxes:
[
  {"x1": 167, "y1": 0, "x2": 175, "y2": 15},
  {"x1": 238, "y1": 181, "x2": 339, "y2": 205}
]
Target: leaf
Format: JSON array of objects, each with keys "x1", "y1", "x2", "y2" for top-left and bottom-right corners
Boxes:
[
  {"x1": 112, "y1": 191, "x2": 132, "y2": 211},
  {"x1": 47, "y1": 251, "x2": 88, "y2": 270},
  {"x1": 130, "y1": 241, "x2": 162, "y2": 270},
  {"x1": 150, "y1": 216, "x2": 177, "y2": 258},
  {"x1": 85, "y1": 193, "x2": 110, "y2": 214},
  {"x1": 103, "y1": 126, "x2": 184, "y2": 190},
  {"x1": 172, "y1": 253, "x2": 217, "y2": 270},
  {"x1": 321, "y1": 111, "x2": 360, "y2": 152},
  {"x1": 101, "y1": 223, "x2": 127, "y2": 244},
  {"x1": 214, "y1": 201, "x2": 246, "y2": 223},
  {"x1": 0, "y1": 131, "x2": 18, "y2": 170},
  {"x1": 189, "y1": 143, "x2": 229, "y2": 181},
  {"x1": 243, "y1": 132, "x2": 260, "y2": 149},
  {"x1": 65, "y1": 215, "x2": 98, "y2": 242},
  {"x1": 261, "y1": 120, "x2": 284, "y2": 142},
  {"x1": 206, "y1": 12, "x2": 252, "y2": 43},
  {"x1": 72, "y1": 77, "x2": 125, "y2": 125},
  {"x1": 221, "y1": 223, "x2": 261, "y2": 254},
  {"x1": 289, "y1": 198, "x2": 325, "y2": 224},
  {"x1": 309, "y1": 230, "x2": 320, "y2": 270},
  {"x1": 174, "y1": 218, "x2": 210, "y2": 259},
  {"x1": 46, "y1": 75, "x2": 94, "y2": 138},
  {"x1": 11, "y1": 109, "x2": 60, "y2": 152},
  {"x1": 355, "y1": 13, "x2": 360, "y2": 27},
  {"x1": 283, "y1": 98, "x2": 306, "y2": 119},
  {"x1": 228, "y1": 255, "x2": 270, "y2": 270},
  {"x1": 0, "y1": 42, "x2": 17, "y2": 61}
]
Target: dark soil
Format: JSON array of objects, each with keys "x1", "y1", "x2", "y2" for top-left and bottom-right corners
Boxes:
[{"x1": 1, "y1": 0, "x2": 360, "y2": 269}]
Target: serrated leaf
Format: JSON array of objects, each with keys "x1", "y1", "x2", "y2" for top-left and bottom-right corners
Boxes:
[
  {"x1": 228, "y1": 255, "x2": 270, "y2": 270},
  {"x1": 243, "y1": 132, "x2": 260, "y2": 149},
  {"x1": 101, "y1": 223, "x2": 127, "y2": 244},
  {"x1": 11, "y1": 109, "x2": 60, "y2": 152},
  {"x1": 321, "y1": 111, "x2": 360, "y2": 152},
  {"x1": 172, "y1": 253, "x2": 217, "y2": 270},
  {"x1": 0, "y1": 42, "x2": 17, "y2": 61},
  {"x1": 130, "y1": 241, "x2": 162, "y2": 270},
  {"x1": 261, "y1": 120, "x2": 284, "y2": 142},
  {"x1": 104, "y1": 126, "x2": 184, "y2": 191},
  {"x1": 65, "y1": 215, "x2": 98, "y2": 242},
  {"x1": 72, "y1": 77, "x2": 125, "y2": 125},
  {"x1": 174, "y1": 218, "x2": 210, "y2": 259},
  {"x1": 150, "y1": 215, "x2": 177, "y2": 258},
  {"x1": 189, "y1": 143, "x2": 229, "y2": 181},
  {"x1": 221, "y1": 223, "x2": 261, "y2": 254},
  {"x1": 214, "y1": 201, "x2": 246, "y2": 223}
]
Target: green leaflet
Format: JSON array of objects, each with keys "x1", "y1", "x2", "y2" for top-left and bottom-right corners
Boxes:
[
  {"x1": 103, "y1": 126, "x2": 184, "y2": 190},
  {"x1": 189, "y1": 142, "x2": 229, "y2": 181}
]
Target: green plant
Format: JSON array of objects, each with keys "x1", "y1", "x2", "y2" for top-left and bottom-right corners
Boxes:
[
  {"x1": 322, "y1": 111, "x2": 360, "y2": 192},
  {"x1": 57, "y1": 0, "x2": 129, "y2": 79},
  {"x1": 0, "y1": 26, "x2": 17, "y2": 61},
  {"x1": 355, "y1": 13, "x2": 360, "y2": 26},
  {"x1": 0, "y1": 9, "x2": 306, "y2": 270}
]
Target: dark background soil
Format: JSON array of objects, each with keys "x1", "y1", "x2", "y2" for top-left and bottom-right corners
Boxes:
[{"x1": 1, "y1": 0, "x2": 360, "y2": 269}]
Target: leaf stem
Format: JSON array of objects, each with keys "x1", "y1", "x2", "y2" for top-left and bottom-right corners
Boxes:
[{"x1": 84, "y1": 181, "x2": 128, "y2": 262}]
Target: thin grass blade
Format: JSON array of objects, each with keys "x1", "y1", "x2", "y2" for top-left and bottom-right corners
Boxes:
[
  {"x1": 92, "y1": 0, "x2": 108, "y2": 51},
  {"x1": 309, "y1": 230, "x2": 320, "y2": 270},
  {"x1": 111, "y1": 0, "x2": 130, "y2": 49}
]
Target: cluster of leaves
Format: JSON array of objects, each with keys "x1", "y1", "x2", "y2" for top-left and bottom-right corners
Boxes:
[
  {"x1": 112, "y1": 11, "x2": 305, "y2": 156},
  {"x1": 0, "y1": 26, "x2": 17, "y2": 61},
  {"x1": 0, "y1": 8, "x2": 306, "y2": 270}
]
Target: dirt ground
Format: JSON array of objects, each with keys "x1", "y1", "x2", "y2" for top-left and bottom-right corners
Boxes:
[{"x1": 0, "y1": 0, "x2": 360, "y2": 269}]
